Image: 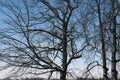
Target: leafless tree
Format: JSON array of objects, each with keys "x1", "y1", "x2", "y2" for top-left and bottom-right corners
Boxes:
[
  {"x1": 110, "y1": 0, "x2": 119, "y2": 80},
  {"x1": 0, "y1": 0, "x2": 89, "y2": 80},
  {"x1": 83, "y1": 0, "x2": 120, "y2": 80},
  {"x1": 1, "y1": 0, "x2": 119, "y2": 80},
  {"x1": 95, "y1": 0, "x2": 108, "y2": 79}
]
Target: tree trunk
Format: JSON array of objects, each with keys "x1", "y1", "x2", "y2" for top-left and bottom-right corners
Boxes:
[
  {"x1": 60, "y1": 22, "x2": 68, "y2": 80},
  {"x1": 60, "y1": 71, "x2": 67, "y2": 80},
  {"x1": 96, "y1": 0, "x2": 108, "y2": 79},
  {"x1": 111, "y1": 27, "x2": 117, "y2": 80},
  {"x1": 111, "y1": 0, "x2": 117, "y2": 80}
]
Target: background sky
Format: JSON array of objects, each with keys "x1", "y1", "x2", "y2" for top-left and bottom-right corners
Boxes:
[{"x1": 0, "y1": 0, "x2": 114, "y2": 79}]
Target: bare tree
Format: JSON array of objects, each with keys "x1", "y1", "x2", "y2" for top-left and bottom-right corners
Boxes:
[
  {"x1": 1, "y1": 0, "x2": 120, "y2": 80},
  {"x1": 95, "y1": 0, "x2": 108, "y2": 79},
  {"x1": 111, "y1": 0, "x2": 118, "y2": 80},
  {"x1": 0, "y1": 0, "x2": 89, "y2": 80},
  {"x1": 83, "y1": 0, "x2": 120, "y2": 79}
]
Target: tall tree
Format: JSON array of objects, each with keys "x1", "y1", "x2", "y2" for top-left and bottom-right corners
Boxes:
[
  {"x1": 111, "y1": 0, "x2": 117, "y2": 79},
  {"x1": 95, "y1": 0, "x2": 108, "y2": 79},
  {"x1": 83, "y1": 0, "x2": 120, "y2": 79},
  {"x1": 0, "y1": 0, "x2": 89, "y2": 80}
]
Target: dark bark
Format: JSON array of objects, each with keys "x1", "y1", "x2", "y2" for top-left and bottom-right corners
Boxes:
[
  {"x1": 96, "y1": 0, "x2": 108, "y2": 79},
  {"x1": 111, "y1": 0, "x2": 117, "y2": 80},
  {"x1": 60, "y1": 22, "x2": 68, "y2": 80}
]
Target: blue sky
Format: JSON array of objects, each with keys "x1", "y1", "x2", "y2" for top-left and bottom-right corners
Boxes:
[
  {"x1": 0, "y1": 0, "x2": 99, "y2": 79},
  {"x1": 1, "y1": 0, "x2": 119, "y2": 79}
]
